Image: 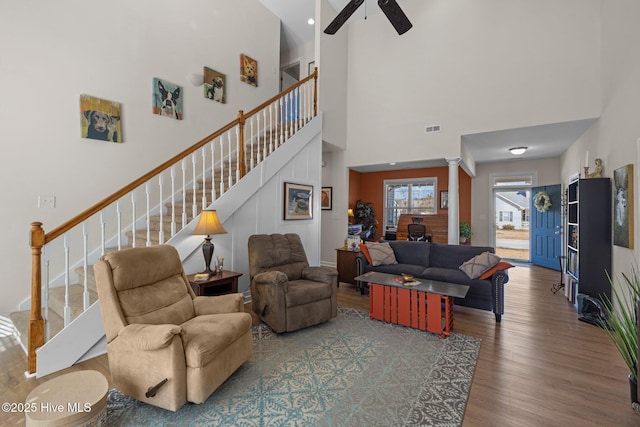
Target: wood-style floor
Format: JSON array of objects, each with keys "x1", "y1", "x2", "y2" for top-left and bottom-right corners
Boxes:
[{"x1": 1, "y1": 265, "x2": 639, "y2": 426}]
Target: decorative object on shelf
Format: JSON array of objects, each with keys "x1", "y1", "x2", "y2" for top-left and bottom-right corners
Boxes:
[
  {"x1": 240, "y1": 53, "x2": 258, "y2": 87},
  {"x1": 440, "y1": 191, "x2": 449, "y2": 210},
  {"x1": 459, "y1": 222, "x2": 472, "y2": 243},
  {"x1": 354, "y1": 200, "x2": 377, "y2": 241},
  {"x1": 80, "y1": 94, "x2": 122, "y2": 143},
  {"x1": 204, "y1": 67, "x2": 226, "y2": 103},
  {"x1": 152, "y1": 78, "x2": 182, "y2": 120},
  {"x1": 585, "y1": 158, "x2": 604, "y2": 178},
  {"x1": 598, "y1": 266, "x2": 640, "y2": 406},
  {"x1": 284, "y1": 182, "x2": 313, "y2": 220},
  {"x1": 533, "y1": 191, "x2": 552, "y2": 213},
  {"x1": 613, "y1": 164, "x2": 634, "y2": 248},
  {"x1": 192, "y1": 210, "x2": 228, "y2": 275},
  {"x1": 321, "y1": 187, "x2": 333, "y2": 210}
]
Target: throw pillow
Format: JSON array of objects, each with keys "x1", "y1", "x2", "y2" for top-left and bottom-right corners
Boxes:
[
  {"x1": 365, "y1": 242, "x2": 398, "y2": 266},
  {"x1": 478, "y1": 261, "x2": 515, "y2": 280},
  {"x1": 459, "y1": 251, "x2": 501, "y2": 279},
  {"x1": 359, "y1": 243, "x2": 373, "y2": 264}
]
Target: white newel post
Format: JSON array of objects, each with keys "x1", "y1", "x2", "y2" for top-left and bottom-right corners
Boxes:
[{"x1": 446, "y1": 157, "x2": 461, "y2": 245}]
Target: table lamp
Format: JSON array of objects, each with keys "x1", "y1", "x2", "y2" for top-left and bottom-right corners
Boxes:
[
  {"x1": 192, "y1": 210, "x2": 227, "y2": 275},
  {"x1": 348, "y1": 208, "x2": 354, "y2": 225}
]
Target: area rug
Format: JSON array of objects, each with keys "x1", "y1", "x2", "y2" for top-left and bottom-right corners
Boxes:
[{"x1": 107, "y1": 307, "x2": 481, "y2": 426}]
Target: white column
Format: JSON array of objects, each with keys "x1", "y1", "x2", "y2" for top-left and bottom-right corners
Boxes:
[{"x1": 446, "y1": 157, "x2": 461, "y2": 245}]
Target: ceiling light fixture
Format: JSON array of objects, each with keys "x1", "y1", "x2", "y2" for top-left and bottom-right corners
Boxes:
[
  {"x1": 509, "y1": 147, "x2": 528, "y2": 155},
  {"x1": 308, "y1": 18, "x2": 315, "y2": 25}
]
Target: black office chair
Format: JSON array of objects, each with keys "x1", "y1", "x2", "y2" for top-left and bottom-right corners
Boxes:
[{"x1": 407, "y1": 223, "x2": 428, "y2": 242}]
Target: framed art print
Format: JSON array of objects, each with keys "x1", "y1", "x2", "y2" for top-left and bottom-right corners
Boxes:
[
  {"x1": 240, "y1": 54, "x2": 258, "y2": 87},
  {"x1": 284, "y1": 182, "x2": 313, "y2": 220},
  {"x1": 440, "y1": 191, "x2": 449, "y2": 210},
  {"x1": 613, "y1": 164, "x2": 634, "y2": 248},
  {"x1": 152, "y1": 78, "x2": 182, "y2": 120},
  {"x1": 204, "y1": 67, "x2": 226, "y2": 103},
  {"x1": 321, "y1": 187, "x2": 332, "y2": 210},
  {"x1": 80, "y1": 94, "x2": 122, "y2": 143}
]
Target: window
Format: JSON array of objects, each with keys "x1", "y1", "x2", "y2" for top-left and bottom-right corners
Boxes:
[
  {"x1": 499, "y1": 211, "x2": 514, "y2": 222},
  {"x1": 384, "y1": 178, "x2": 437, "y2": 229}
]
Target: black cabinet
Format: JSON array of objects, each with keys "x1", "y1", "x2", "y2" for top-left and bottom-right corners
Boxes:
[{"x1": 565, "y1": 178, "x2": 612, "y2": 306}]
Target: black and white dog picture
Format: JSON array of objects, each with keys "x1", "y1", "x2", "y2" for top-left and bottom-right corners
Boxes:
[
  {"x1": 153, "y1": 78, "x2": 183, "y2": 120},
  {"x1": 204, "y1": 67, "x2": 226, "y2": 104},
  {"x1": 80, "y1": 94, "x2": 122, "y2": 143}
]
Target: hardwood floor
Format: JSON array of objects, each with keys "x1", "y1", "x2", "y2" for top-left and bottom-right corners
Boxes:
[{"x1": 1, "y1": 265, "x2": 639, "y2": 426}]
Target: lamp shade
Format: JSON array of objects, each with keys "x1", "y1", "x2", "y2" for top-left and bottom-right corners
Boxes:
[
  {"x1": 193, "y1": 210, "x2": 227, "y2": 235},
  {"x1": 347, "y1": 209, "x2": 354, "y2": 217}
]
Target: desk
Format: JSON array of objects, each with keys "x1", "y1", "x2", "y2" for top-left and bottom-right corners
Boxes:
[{"x1": 188, "y1": 271, "x2": 242, "y2": 296}]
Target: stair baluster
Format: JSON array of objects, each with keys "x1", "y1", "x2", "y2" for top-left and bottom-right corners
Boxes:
[{"x1": 23, "y1": 68, "x2": 319, "y2": 375}]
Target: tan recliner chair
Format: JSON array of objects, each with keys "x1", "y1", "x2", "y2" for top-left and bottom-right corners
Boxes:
[
  {"x1": 94, "y1": 244, "x2": 252, "y2": 411},
  {"x1": 248, "y1": 233, "x2": 338, "y2": 333}
]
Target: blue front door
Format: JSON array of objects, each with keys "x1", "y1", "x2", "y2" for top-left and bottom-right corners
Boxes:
[{"x1": 530, "y1": 184, "x2": 562, "y2": 270}]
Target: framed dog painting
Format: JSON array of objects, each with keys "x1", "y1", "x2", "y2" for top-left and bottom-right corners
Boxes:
[
  {"x1": 80, "y1": 94, "x2": 122, "y2": 143},
  {"x1": 240, "y1": 54, "x2": 258, "y2": 87},
  {"x1": 204, "y1": 67, "x2": 226, "y2": 103},
  {"x1": 152, "y1": 78, "x2": 183, "y2": 120}
]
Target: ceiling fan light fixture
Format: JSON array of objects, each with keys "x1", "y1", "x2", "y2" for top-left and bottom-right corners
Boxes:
[{"x1": 509, "y1": 147, "x2": 528, "y2": 155}]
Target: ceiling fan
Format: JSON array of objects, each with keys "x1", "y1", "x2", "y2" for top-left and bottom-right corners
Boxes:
[{"x1": 324, "y1": 0, "x2": 413, "y2": 35}]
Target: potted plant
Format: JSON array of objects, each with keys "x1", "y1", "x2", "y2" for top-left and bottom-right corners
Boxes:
[
  {"x1": 354, "y1": 200, "x2": 377, "y2": 241},
  {"x1": 459, "y1": 222, "x2": 473, "y2": 243},
  {"x1": 599, "y1": 267, "x2": 640, "y2": 406}
]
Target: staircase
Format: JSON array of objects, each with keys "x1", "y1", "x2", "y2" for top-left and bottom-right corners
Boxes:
[{"x1": 15, "y1": 70, "x2": 319, "y2": 377}]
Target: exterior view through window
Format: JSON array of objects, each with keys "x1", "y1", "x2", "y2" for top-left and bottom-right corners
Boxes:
[{"x1": 383, "y1": 178, "x2": 437, "y2": 233}]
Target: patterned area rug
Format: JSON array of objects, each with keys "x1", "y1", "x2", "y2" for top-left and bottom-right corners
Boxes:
[{"x1": 107, "y1": 307, "x2": 481, "y2": 426}]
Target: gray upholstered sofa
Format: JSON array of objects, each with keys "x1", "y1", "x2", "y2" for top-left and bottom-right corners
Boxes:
[{"x1": 355, "y1": 241, "x2": 510, "y2": 322}]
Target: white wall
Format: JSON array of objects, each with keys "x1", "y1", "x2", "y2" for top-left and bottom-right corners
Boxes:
[
  {"x1": 0, "y1": 0, "x2": 281, "y2": 315},
  {"x1": 318, "y1": 0, "x2": 349, "y2": 150},
  {"x1": 561, "y1": 0, "x2": 640, "y2": 286},
  {"x1": 343, "y1": 0, "x2": 601, "y2": 169}
]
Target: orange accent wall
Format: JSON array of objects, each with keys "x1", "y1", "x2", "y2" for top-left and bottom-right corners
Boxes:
[{"x1": 348, "y1": 167, "x2": 472, "y2": 241}]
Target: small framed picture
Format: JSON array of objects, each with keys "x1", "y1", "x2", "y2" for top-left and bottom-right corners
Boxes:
[
  {"x1": 284, "y1": 182, "x2": 313, "y2": 220},
  {"x1": 440, "y1": 191, "x2": 449, "y2": 210},
  {"x1": 321, "y1": 187, "x2": 333, "y2": 210},
  {"x1": 240, "y1": 54, "x2": 258, "y2": 87}
]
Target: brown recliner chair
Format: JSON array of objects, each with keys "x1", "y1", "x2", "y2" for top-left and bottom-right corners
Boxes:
[
  {"x1": 94, "y1": 244, "x2": 253, "y2": 411},
  {"x1": 248, "y1": 233, "x2": 338, "y2": 333}
]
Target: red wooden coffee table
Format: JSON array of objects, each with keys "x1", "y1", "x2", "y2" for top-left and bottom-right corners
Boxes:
[{"x1": 355, "y1": 271, "x2": 469, "y2": 338}]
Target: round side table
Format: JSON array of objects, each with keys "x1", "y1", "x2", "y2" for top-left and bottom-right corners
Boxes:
[{"x1": 25, "y1": 370, "x2": 108, "y2": 426}]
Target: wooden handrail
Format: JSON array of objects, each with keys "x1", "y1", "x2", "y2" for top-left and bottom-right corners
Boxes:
[
  {"x1": 43, "y1": 68, "x2": 318, "y2": 244},
  {"x1": 27, "y1": 67, "x2": 318, "y2": 373}
]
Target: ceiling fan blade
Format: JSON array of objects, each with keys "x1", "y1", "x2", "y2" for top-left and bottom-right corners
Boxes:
[
  {"x1": 324, "y1": 0, "x2": 365, "y2": 35},
  {"x1": 378, "y1": 0, "x2": 413, "y2": 35}
]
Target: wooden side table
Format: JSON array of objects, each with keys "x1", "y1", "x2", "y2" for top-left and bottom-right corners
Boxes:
[
  {"x1": 188, "y1": 271, "x2": 242, "y2": 296},
  {"x1": 336, "y1": 248, "x2": 360, "y2": 287}
]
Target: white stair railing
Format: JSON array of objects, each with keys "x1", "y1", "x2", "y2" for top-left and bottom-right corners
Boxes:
[{"x1": 26, "y1": 68, "x2": 319, "y2": 374}]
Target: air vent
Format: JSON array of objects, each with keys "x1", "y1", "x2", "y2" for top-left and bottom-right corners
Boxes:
[{"x1": 425, "y1": 125, "x2": 441, "y2": 133}]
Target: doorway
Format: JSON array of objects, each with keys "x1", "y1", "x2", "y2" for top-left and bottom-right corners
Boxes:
[
  {"x1": 494, "y1": 189, "x2": 531, "y2": 261},
  {"x1": 491, "y1": 173, "x2": 536, "y2": 262},
  {"x1": 280, "y1": 61, "x2": 301, "y2": 122}
]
